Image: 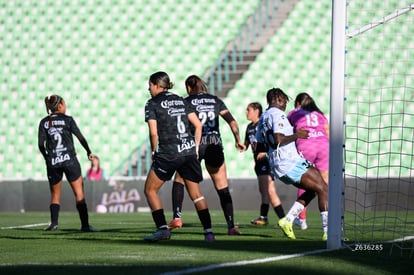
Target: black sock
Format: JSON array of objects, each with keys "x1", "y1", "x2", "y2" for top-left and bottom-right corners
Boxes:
[
  {"x1": 274, "y1": 204, "x2": 285, "y2": 219},
  {"x1": 76, "y1": 200, "x2": 89, "y2": 228},
  {"x1": 217, "y1": 187, "x2": 234, "y2": 229},
  {"x1": 260, "y1": 203, "x2": 269, "y2": 218},
  {"x1": 152, "y1": 209, "x2": 167, "y2": 229},
  {"x1": 172, "y1": 181, "x2": 184, "y2": 219},
  {"x1": 196, "y1": 208, "x2": 212, "y2": 231},
  {"x1": 50, "y1": 204, "x2": 60, "y2": 225}
]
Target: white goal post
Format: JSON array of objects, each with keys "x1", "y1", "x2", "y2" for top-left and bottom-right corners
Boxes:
[
  {"x1": 328, "y1": 0, "x2": 414, "y2": 253},
  {"x1": 328, "y1": 0, "x2": 346, "y2": 250}
]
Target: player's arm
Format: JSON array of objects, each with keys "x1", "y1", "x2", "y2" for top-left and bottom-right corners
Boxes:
[
  {"x1": 37, "y1": 134, "x2": 48, "y2": 160},
  {"x1": 147, "y1": 119, "x2": 158, "y2": 156},
  {"x1": 37, "y1": 121, "x2": 50, "y2": 160},
  {"x1": 187, "y1": 112, "x2": 201, "y2": 155},
  {"x1": 77, "y1": 135, "x2": 93, "y2": 160},
  {"x1": 73, "y1": 128, "x2": 92, "y2": 158},
  {"x1": 220, "y1": 109, "x2": 246, "y2": 151},
  {"x1": 274, "y1": 128, "x2": 308, "y2": 146},
  {"x1": 254, "y1": 118, "x2": 267, "y2": 159},
  {"x1": 324, "y1": 123, "x2": 330, "y2": 138},
  {"x1": 70, "y1": 118, "x2": 93, "y2": 159},
  {"x1": 242, "y1": 127, "x2": 250, "y2": 151}
]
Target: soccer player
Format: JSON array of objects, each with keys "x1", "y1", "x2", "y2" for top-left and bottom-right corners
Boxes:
[
  {"x1": 143, "y1": 71, "x2": 214, "y2": 242},
  {"x1": 255, "y1": 88, "x2": 328, "y2": 241},
  {"x1": 38, "y1": 94, "x2": 98, "y2": 232},
  {"x1": 243, "y1": 102, "x2": 286, "y2": 225},
  {"x1": 287, "y1": 92, "x2": 330, "y2": 231},
  {"x1": 168, "y1": 74, "x2": 245, "y2": 235}
]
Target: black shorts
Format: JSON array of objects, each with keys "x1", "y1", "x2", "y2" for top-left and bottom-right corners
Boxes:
[
  {"x1": 152, "y1": 154, "x2": 203, "y2": 183},
  {"x1": 199, "y1": 144, "x2": 225, "y2": 168},
  {"x1": 254, "y1": 158, "x2": 271, "y2": 176},
  {"x1": 47, "y1": 161, "x2": 82, "y2": 185}
]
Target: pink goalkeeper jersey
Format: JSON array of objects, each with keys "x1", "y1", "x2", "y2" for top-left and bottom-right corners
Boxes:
[{"x1": 287, "y1": 108, "x2": 329, "y2": 170}]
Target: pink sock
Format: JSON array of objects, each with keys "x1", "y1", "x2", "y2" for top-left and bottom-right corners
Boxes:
[{"x1": 297, "y1": 188, "x2": 307, "y2": 220}]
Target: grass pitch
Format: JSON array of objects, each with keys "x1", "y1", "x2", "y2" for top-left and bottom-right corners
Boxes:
[{"x1": 0, "y1": 210, "x2": 412, "y2": 275}]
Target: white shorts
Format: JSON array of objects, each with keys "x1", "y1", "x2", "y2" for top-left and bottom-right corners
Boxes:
[{"x1": 279, "y1": 158, "x2": 311, "y2": 185}]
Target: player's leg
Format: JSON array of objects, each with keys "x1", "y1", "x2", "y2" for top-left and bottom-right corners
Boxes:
[
  {"x1": 251, "y1": 174, "x2": 270, "y2": 225},
  {"x1": 168, "y1": 172, "x2": 185, "y2": 229},
  {"x1": 294, "y1": 188, "x2": 308, "y2": 230},
  {"x1": 69, "y1": 175, "x2": 95, "y2": 231},
  {"x1": 46, "y1": 181, "x2": 62, "y2": 231},
  {"x1": 45, "y1": 167, "x2": 63, "y2": 231},
  {"x1": 184, "y1": 180, "x2": 215, "y2": 242},
  {"x1": 179, "y1": 155, "x2": 214, "y2": 242},
  {"x1": 144, "y1": 169, "x2": 167, "y2": 220},
  {"x1": 207, "y1": 162, "x2": 240, "y2": 235},
  {"x1": 300, "y1": 167, "x2": 328, "y2": 211},
  {"x1": 299, "y1": 167, "x2": 328, "y2": 239},
  {"x1": 66, "y1": 162, "x2": 97, "y2": 232},
  {"x1": 319, "y1": 170, "x2": 329, "y2": 185},
  {"x1": 278, "y1": 159, "x2": 327, "y2": 239},
  {"x1": 268, "y1": 176, "x2": 285, "y2": 220},
  {"x1": 205, "y1": 144, "x2": 240, "y2": 235},
  {"x1": 143, "y1": 169, "x2": 171, "y2": 241}
]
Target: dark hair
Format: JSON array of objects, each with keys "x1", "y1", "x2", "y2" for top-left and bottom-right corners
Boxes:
[
  {"x1": 149, "y1": 71, "x2": 174, "y2": 90},
  {"x1": 294, "y1": 92, "x2": 324, "y2": 114},
  {"x1": 91, "y1": 155, "x2": 100, "y2": 165},
  {"x1": 44, "y1": 95, "x2": 63, "y2": 129},
  {"x1": 88, "y1": 155, "x2": 101, "y2": 175},
  {"x1": 248, "y1": 102, "x2": 263, "y2": 116},
  {"x1": 185, "y1": 75, "x2": 207, "y2": 94},
  {"x1": 266, "y1": 87, "x2": 289, "y2": 105}
]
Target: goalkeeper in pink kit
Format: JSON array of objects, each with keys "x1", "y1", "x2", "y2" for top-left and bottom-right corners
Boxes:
[{"x1": 287, "y1": 92, "x2": 329, "y2": 230}]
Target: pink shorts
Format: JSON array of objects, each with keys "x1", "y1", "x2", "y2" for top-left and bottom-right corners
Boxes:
[{"x1": 297, "y1": 141, "x2": 329, "y2": 171}]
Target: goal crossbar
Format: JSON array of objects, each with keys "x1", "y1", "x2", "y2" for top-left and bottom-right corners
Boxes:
[{"x1": 347, "y1": 4, "x2": 414, "y2": 39}]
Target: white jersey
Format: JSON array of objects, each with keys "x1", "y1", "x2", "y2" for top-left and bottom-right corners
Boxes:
[{"x1": 255, "y1": 107, "x2": 301, "y2": 178}]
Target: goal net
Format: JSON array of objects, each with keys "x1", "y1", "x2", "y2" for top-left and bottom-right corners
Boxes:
[{"x1": 336, "y1": 1, "x2": 414, "y2": 255}]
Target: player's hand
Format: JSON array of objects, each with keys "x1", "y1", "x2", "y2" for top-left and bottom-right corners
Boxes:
[
  {"x1": 88, "y1": 153, "x2": 95, "y2": 160},
  {"x1": 296, "y1": 128, "x2": 309, "y2": 139},
  {"x1": 236, "y1": 142, "x2": 246, "y2": 152},
  {"x1": 256, "y1": 152, "x2": 267, "y2": 160}
]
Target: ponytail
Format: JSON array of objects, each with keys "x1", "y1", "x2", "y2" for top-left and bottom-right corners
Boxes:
[{"x1": 44, "y1": 95, "x2": 62, "y2": 128}]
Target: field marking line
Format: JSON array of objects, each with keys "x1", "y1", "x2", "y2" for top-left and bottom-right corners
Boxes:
[
  {"x1": 388, "y1": 236, "x2": 414, "y2": 242},
  {"x1": 160, "y1": 248, "x2": 335, "y2": 275},
  {"x1": 1, "y1": 223, "x2": 49, "y2": 230}
]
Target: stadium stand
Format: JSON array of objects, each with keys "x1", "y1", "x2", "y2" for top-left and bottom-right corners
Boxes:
[
  {"x1": 0, "y1": 0, "x2": 260, "y2": 179},
  {"x1": 1, "y1": 0, "x2": 412, "y2": 179},
  {"x1": 221, "y1": 0, "x2": 333, "y2": 176}
]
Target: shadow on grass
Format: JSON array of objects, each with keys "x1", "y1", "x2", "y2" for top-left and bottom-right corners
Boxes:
[
  {"x1": 1, "y1": 221, "x2": 413, "y2": 275},
  {"x1": 1, "y1": 246, "x2": 413, "y2": 275}
]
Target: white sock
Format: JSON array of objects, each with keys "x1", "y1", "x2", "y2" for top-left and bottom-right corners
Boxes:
[
  {"x1": 285, "y1": 201, "x2": 305, "y2": 222},
  {"x1": 320, "y1": 211, "x2": 328, "y2": 233}
]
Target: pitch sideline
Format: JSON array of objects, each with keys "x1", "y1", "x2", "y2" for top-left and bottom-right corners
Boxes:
[
  {"x1": 160, "y1": 248, "x2": 336, "y2": 275},
  {"x1": 0, "y1": 223, "x2": 49, "y2": 230}
]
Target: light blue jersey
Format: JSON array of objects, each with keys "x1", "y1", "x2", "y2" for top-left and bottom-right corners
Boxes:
[{"x1": 256, "y1": 107, "x2": 301, "y2": 179}]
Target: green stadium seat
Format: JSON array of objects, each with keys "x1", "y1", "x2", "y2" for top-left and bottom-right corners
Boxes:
[{"x1": 1, "y1": 0, "x2": 412, "y2": 179}]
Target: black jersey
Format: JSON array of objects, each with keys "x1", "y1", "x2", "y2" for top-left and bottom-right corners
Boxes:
[
  {"x1": 245, "y1": 121, "x2": 268, "y2": 160},
  {"x1": 245, "y1": 122, "x2": 258, "y2": 155},
  {"x1": 185, "y1": 93, "x2": 227, "y2": 144},
  {"x1": 145, "y1": 91, "x2": 197, "y2": 160},
  {"x1": 38, "y1": 113, "x2": 91, "y2": 168}
]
